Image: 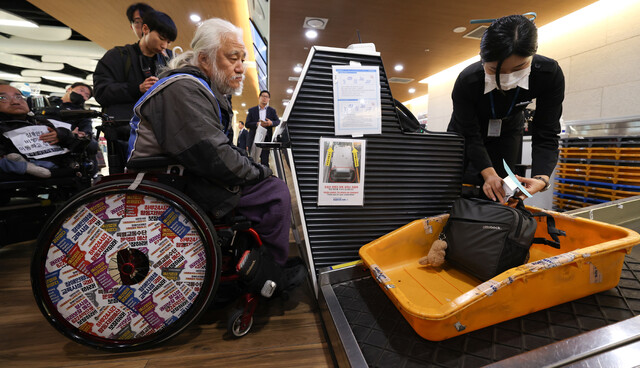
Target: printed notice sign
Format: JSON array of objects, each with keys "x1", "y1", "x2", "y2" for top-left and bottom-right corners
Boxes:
[
  {"x1": 2, "y1": 120, "x2": 71, "y2": 159},
  {"x1": 332, "y1": 65, "x2": 381, "y2": 136},
  {"x1": 318, "y1": 137, "x2": 366, "y2": 206}
]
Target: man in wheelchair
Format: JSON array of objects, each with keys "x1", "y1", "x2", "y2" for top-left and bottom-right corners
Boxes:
[{"x1": 127, "y1": 18, "x2": 303, "y2": 296}]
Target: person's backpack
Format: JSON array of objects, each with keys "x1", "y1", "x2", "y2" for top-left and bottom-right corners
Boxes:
[{"x1": 443, "y1": 197, "x2": 565, "y2": 281}]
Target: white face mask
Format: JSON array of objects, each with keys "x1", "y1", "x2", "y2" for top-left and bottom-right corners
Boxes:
[{"x1": 484, "y1": 64, "x2": 531, "y2": 93}]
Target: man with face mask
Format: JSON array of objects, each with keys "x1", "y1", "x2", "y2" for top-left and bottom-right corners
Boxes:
[{"x1": 447, "y1": 14, "x2": 565, "y2": 203}]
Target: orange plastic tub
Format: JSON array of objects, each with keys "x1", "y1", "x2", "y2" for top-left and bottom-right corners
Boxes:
[{"x1": 359, "y1": 210, "x2": 640, "y2": 341}]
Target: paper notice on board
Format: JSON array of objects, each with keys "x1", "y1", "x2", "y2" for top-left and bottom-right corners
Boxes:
[
  {"x1": 332, "y1": 65, "x2": 381, "y2": 136},
  {"x1": 318, "y1": 137, "x2": 366, "y2": 206}
]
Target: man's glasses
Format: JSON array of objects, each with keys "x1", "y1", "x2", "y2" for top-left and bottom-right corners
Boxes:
[{"x1": 0, "y1": 94, "x2": 27, "y2": 103}]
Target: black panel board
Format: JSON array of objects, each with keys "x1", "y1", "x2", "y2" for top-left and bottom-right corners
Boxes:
[{"x1": 286, "y1": 48, "x2": 464, "y2": 270}]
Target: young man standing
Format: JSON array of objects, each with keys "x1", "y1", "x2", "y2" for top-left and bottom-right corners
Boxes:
[{"x1": 94, "y1": 10, "x2": 176, "y2": 121}]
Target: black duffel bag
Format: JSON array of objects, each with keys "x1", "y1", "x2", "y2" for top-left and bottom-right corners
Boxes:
[{"x1": 443, "y1": 197, "x2": 565, "y2": 281}]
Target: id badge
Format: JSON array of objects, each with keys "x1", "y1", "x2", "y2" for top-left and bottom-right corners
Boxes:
[{"x1": 488, "y1": 119, "x2": 502, "y2": 137}]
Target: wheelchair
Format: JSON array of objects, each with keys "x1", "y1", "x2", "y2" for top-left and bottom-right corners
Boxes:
[{"x1": 29, "y1": 136, "x2": 282, "y2": 350}]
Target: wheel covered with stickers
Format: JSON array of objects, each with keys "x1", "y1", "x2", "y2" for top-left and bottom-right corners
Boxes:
[{"x1": 31, "y1": 179, "x2": 221, "y2": 351}]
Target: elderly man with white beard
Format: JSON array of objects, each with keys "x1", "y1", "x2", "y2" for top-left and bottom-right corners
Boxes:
[{"x1": 127, "y1": 18, "x2": 300, "y2": 294}]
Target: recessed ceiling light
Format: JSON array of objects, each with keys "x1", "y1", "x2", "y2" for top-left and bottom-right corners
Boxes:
[
  {"x1": 303, "y1": 17, "x2": 329, "y2": 30},
  {"x1": 190, "y1": 14, "x2": 201, "y2": 22},
  {"x1": 283, "y1": 101, "x2": 289, "y2": 106},
  {"x1": 394, "y1": 64, "x2": 403, "y2": 72},
  {"x1": 241, "y1": 103, "x2": 246, "y2": 107},
  {"x1": 408, "y1": 88, "x2": 416, "y2": 93},
  {"x1": 453, "y1": 26, "x2": 467, "y2": 33},
  {"x1": 293, "y1": 64, "x2": 303, "y2": 73},
  {"x1": 286, "y1": 88, "x2": 293, "y2": 94},
  {"x1": 305, "y1": 30, "x2": 318, "y2": 39}
]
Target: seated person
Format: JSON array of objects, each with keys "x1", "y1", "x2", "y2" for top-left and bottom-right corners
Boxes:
[
  {"x1": 0, "y1": 84, "x2": 87, "y2": 179},
  {"x1": 127, "y1": 18, "x2": 302, "y2": 293},
  {"x1": 49, "y1": 82, "x2": 100, "y2": 175}
]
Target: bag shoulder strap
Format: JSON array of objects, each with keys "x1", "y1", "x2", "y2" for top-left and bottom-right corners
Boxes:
[{"x1": 531, "y1": 212, "x2": 566, "y2": 249}]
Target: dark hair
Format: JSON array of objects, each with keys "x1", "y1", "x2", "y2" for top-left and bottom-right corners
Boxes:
[
  {"x1": 259, "y1": 90, "x2": 270, "y2": 98},
  {"x1": 70, "y1": 82, "x2": 93, "y2": 98},
  {"x1": 480, "y1": 15, "x2": 538, "y2": 90},
  {"x1": 143, "y1": 10, "x2": 178, "y2": 42},
  {"x1": 126, "y1": 3, "x2": 154, "y2": 22}
]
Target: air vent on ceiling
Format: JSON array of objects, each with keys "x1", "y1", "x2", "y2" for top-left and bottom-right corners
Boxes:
[
  {"x1": 388, "y1": 77, "x2": 414, "y2": 84},
  {"x1": 288, "y1": 76, "x2": 299, "y2": 82},
  {"x1": 463, "y1": 25, "x2": 488, "y2": 40}
]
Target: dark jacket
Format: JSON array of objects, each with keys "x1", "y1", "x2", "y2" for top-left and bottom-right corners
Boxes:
[
  {"x1": 447, "y1": 54, "x2": 564, "y2": 184},
  {"x1": 93, "y1": 42, "x2": 171, "y2": 121},
  {"x1": 245, "y1": 105, "x2": 280, "y2": 152},
  {"x1": 237, "y1": 128, "x2": 249, "y2": 152},
  {"x1": 127, "y1": 66, "x2": 271, "y2": 218}
]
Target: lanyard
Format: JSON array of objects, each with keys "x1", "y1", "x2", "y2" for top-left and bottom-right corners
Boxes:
[{"x1": 489, "y1": 87, "x2": 520, "y2": 119}]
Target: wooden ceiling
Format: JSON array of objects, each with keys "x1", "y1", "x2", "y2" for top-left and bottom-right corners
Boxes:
[{"x1": 24, "y1": 0, "x2": 596, "y2": 117}]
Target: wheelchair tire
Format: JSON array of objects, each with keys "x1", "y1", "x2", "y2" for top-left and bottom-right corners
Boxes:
[
  {"x1": 30, "y1": 179, "x2": 221, "y2": 351},
  {"x1": 227, "y1": 308, "x2": 253, "y2": 338}
]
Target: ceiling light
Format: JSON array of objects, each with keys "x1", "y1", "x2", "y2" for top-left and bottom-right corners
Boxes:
[
  {"x1": 293, "y1": 64, "x2": 303, "y2": 73},
  {"x1": 394, "y1": 64, "x2": 403, "y2": 72},
  {"x1": 283, "y1": 101, "x2": 289, "y2": 106},
  {"x1": 0, "y1": 52, "x2": 63, "y2": 70},
  {"x1": 241, "y1": 103, "x2": 246, "y2": 107},
  {"x1": 286, "y1": 88, "x2": 293, "y2": 94},
  {"x1": 408, "y1": 88, "x2": 416, "y2": 93},
  {"x1": 0, "y1": 71, "x2": 41, "y2": 82},
  {"x1": 303, "y1": 17, "x2": 329, "y2": 30},
  {"x1": 21, "y1": 69, "x2": 83, "y2": 83},
  {"x1": 190, "y1": 14, "x2": 201, "y2": 22},
  {"x1": 305, "y1": 30, "x2": 318, "y2": 39},
  {"x1": 41, "y1": 55, "x2": 98, "y2": 72},
  {"x1": 0, "y1": 10, "x2": 38, "y2": 28},
  {"x1": 453, "y1": 26, "x2": 467, "y2": 33}
]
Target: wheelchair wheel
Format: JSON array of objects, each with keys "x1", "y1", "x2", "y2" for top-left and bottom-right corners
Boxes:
[
  {"x1": 31, "y1": 179, "x2": 221, "y2": 351},
  {"x1": 227, "y1": 308, "x2": 253, "y2": 338}
]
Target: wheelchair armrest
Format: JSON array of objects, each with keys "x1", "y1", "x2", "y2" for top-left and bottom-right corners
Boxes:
[{"x1": 127, "y1": 156, "x2": 179, "y2": 170}]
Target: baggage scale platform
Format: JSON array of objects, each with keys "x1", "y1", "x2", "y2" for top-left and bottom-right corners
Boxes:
[{"x1": 319, "y1": 196, "x2": 640, "y2": 367}]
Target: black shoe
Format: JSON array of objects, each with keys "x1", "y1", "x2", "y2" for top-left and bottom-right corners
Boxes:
[{"x1": 282, "y1": 263, "x2": 307, "y2": 291}]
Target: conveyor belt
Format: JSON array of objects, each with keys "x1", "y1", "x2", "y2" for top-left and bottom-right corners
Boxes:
[{"x1": 321, "y1": 257, "x2": 640, "y2": 367}]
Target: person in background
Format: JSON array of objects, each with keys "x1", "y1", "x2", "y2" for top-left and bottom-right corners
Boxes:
[
  {"x1": 0, "y1": 84, "x2": 85, "y2": 178},
  {"x1": 236, "y1": 121, "x2": 248, "y2": 154},
  {"x1": 245, "y1": 90, "x2": 280, "y2": 167},
  {"x1": 447, "y1": 14, "x2": 564, "y2": 203},
  {"x1": 94, "y1": 10, "x2": 177, "y2": 121},
  {"x1": 50, "y1": 82, "x2": 100, "y2": 175},
  {"x1": 126, "y1": 2, "x2": 154, "y2": 40}
]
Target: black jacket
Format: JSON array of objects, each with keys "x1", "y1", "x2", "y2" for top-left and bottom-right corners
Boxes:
[
  {"x1": 447, "y1": 54, "x2": 564, "y2": 184},
  {"x1": 93, "y1": 42, "x2": 171, "y2": 121},
  {"x1": 237, "y1": 128, "x2": 249, "y2": 152},
  {"x1": 245, "y1": 105, "x2": 280, "y2": 151}
]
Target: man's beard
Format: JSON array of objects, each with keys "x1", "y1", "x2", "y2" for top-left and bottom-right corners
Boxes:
[{"x1": 213, "y1": 68, "x2": 244, "y2": 95}]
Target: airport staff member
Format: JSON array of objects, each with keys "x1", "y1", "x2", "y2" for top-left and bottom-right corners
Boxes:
[{"x1": 447, "y1": 14, "x2": 565, "y2": 203}]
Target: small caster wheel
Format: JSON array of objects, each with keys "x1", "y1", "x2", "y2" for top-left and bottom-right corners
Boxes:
[{"x1": 228, "y1": 308, "x2": 253, "y2": 338}]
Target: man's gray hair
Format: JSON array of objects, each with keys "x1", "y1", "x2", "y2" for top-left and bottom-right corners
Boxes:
[{"x1": 168, "y1": 18, "x2": 243, "y2": 70}]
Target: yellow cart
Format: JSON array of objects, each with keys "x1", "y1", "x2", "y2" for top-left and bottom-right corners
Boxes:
[{"x1": 359, "y1": 210, "x2": 640, "y2": 341}]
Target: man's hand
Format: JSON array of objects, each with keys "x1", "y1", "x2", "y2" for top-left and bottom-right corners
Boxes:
[
  {"x1": 139, "y1": 76, "x2": 159, "y2": 93},
  {"x1": 39, "y1": 127, "x2": 59, "y2": 145},
  {"x1": 481, "y1": 167, "x2": 505, "y2": 203},
  {"x1": 260, "y1": 118, "x2": 273, "y2": 127},
  {"x1": 72, "y1": 127, "x2": 87, "y2": 138}
]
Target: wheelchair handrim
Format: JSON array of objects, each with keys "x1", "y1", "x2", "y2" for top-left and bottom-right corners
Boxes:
[{"x1": 30, "y1": 179, "x2": 221, "y2": 351}]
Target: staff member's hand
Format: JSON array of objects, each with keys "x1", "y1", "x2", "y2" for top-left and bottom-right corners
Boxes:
[
  {"x1": 481, "y1": 167, "x2": 505, "y2": 203},
  {"x1": 39, "y1": 127, "x2": 59, "y2": 145},
  {"x1": 515, "y1": 174, "x2": 547, "y2": 196},
  {"x1": 139, "y1": 76, "x2": 159, "y2": 93}
]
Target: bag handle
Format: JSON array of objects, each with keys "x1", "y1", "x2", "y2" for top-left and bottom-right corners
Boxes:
[{"x1": 531, "y1": 212, "x2": 566, "y2": 249}]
